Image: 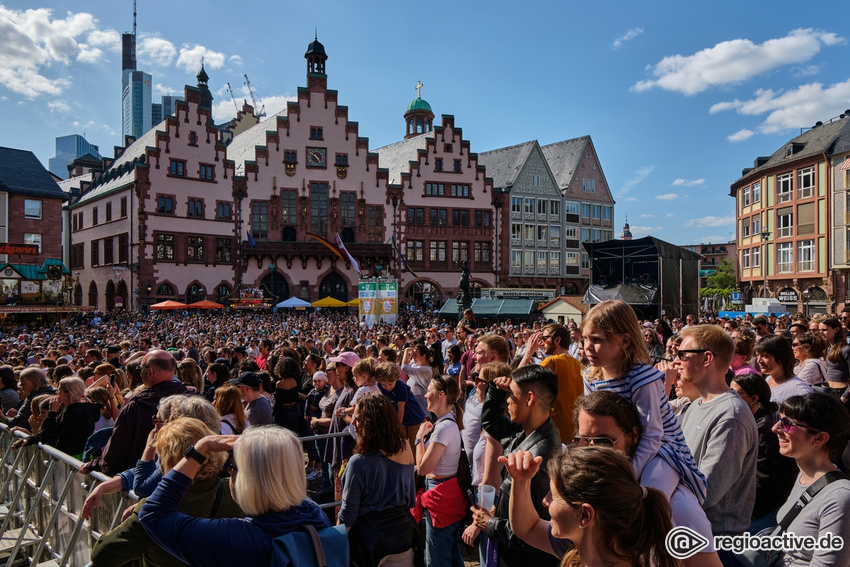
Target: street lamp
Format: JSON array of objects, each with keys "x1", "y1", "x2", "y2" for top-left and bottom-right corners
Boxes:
[
  {"x1": 760, "y1": 229, "x2": 771, "y2": 298},
  {"x1": 803, "y1": 288, "x2": 810, "y2": 317}
]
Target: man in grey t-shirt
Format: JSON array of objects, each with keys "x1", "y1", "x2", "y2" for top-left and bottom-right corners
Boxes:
[
  {"x1": 231, "y1": 371, "x2": 272, "y2": 427},
  {"x1": 675, "y1": 325, "x2": 758, "y2": 541}
]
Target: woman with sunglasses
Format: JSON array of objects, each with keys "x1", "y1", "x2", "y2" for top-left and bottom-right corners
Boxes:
[
  {"x1": 770, "y1": 393, "x2": 850, "y2": 565},
  {"x1": 754, "y1": 335, "x2": 812, "y2": 404},
  {"x1": 643, "y1": 328, "x2": 665, "y2": 365},
  {"x1": 792, "y1": 332, "x2": 827, "y2": 386},
  {"x1": 339, "y1": 393, "x2": 417, "y2": 567},
  {"x1": 415, "y1": 375, "x2": 466, "y2": 567},
  {"x1": 731, "y1": 374, "x2": 797, "y2": 533},
  {"x1": 818, "y1": 317, "x2": 850, "y2": 403}
]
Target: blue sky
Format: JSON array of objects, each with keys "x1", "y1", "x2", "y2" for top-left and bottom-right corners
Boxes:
[{"x1": 2, "y1": 1, "x2": 849, "y2": 245}]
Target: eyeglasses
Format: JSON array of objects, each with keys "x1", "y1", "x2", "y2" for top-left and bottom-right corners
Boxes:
[
  {"x1": 573, "y1": 431, "x2": 626, "y2": 447},
  {"x1": 791, "y1": 342, "x2": 801, "y2": 348},
  {"x1": 675, "y1": 349, "x2": 709, "y2": 360},
  {"x1": 541, "y1": 335, "x2": 553, "y2": 341},
  {"x1": 778, "y1": 416, "x2": 821, "y2": 434}
]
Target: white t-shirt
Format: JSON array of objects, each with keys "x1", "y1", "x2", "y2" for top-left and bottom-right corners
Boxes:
[{"x1": 427, "y1": 413, "x2": 462, "y2": 478}]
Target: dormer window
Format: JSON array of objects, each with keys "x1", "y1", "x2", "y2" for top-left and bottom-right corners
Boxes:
[{"x1": 785, "y1": 146, "x2": 793, "y2": 158}]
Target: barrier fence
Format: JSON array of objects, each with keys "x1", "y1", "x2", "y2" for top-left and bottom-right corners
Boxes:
[{"x1": 0, "y1": 424, "x2": 351, "y2": 566}]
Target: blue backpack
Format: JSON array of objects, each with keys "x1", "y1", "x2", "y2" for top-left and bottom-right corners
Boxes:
[{"x1": 271, "y1": 524, "x2": 349, "y2": 567}]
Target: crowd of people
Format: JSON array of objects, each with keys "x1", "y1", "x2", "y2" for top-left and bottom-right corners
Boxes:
[{"x1": 1, "y1": 303, "x2": 850, "y2": 567}]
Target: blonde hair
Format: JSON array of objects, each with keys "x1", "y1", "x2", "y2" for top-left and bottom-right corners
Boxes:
[
  {"x1": 479, "y1": 362, "x2": 512, "y2": 383},
  {"x1": 373, "y1": 361, "x2": 400, "y2": 384},
  {"x1": 177, "y1": 358, "x2": 204, "y2": 392},
  {"x1": 232, "y1": 426, "x2": 306, "y2": 515},
  {"x1": 58, "y1": 377, "x2": 86, "y2": 403},
  {"x1": 352, "y1": 358, "x2": 375, "y2": 378},
  {"x1": 156, "y1": 417, "x2": 225, "y2": 481},
  {"x1": 582, "y1": 300, "x2": 648, "y2": 380},
  {"x1": 679, "y1": 325, "x2": 735, "y2": 369}
]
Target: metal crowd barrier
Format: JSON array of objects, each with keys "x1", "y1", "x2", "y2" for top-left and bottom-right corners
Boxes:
[
  {"x1": 0, "y1": 423, "x2": 352, "y2": 565},
  {"x1": 0, "y1": 424, "x2": 138, "y2": 567}
]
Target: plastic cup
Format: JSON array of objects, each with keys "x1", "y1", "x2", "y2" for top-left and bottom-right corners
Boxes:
[{"x1": 479, "y1": 485, "x2": 496, "y2": 510}]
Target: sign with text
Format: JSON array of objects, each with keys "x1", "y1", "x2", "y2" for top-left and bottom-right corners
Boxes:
[{"x1": 0, "y1": 244, "x2": 39, "y2": 255}]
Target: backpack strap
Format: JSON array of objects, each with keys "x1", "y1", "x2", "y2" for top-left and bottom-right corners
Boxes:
[
  {"x1": 778, "y1": 470, "x2": 847, "y2": 532},
  {"x1": 303, "y1": 525, "x2": 326, "y2": 567}
]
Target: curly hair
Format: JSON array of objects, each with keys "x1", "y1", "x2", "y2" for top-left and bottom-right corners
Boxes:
[
  {"x1": 354, "y1": 393, "x2": 407, "y2": 456},
  {"x1": 549, "y1": 446, "x2": 678, "y2": 567},
  {"x1": 156, "y1": 417, "x2": 226, "y2": 481}
]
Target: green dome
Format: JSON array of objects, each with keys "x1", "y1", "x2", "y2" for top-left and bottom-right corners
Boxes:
[{"x1": 406, "y1": 98, "x2": 432, "y2": 113}]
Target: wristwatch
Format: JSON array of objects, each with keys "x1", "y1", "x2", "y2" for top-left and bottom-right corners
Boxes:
[
  {"x1": 415, "y1": 438, "x2": 424, "y2": 446},
  {"x1": 183, "y1": 445, "x2": 207, "y2": 464}
]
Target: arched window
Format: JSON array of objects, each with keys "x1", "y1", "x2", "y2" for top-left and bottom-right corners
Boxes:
[
  {"x1": 105, "y1": 280, "x2": 116, "y2": 311},
  {"x1": 416, "y1": 118, "x2": 424, "y2": 134},
  {"x1": 74, "y1": 283, "x2": 83, "y2": 306},
  {"x1": 187, "y1": 284, "x2": 206, "y2": 303},
  {"x1": 319, "y1": 272, "x2": 348, "y2": 302},
  {"x1": 88, "y1": 281, "x2": 98, "y2": 307},
  {"x1": 157, "y1": 283, "x2": 175, "y2": 296},
  {"x1": 216, "y1": 284, "x2": 232, "y2": 301}
]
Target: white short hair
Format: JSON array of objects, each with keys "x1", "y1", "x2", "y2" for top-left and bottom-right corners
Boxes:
[{"x1": 233, "y1": 426, "x2": 306, "y2": 516}]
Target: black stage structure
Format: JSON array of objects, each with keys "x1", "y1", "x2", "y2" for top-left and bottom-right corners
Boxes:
[{"x1": 582, "y1": 236, "x2": 701, "y2": 320}]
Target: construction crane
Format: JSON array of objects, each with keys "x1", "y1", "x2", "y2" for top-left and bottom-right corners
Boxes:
[
  {"x1": 226, "y1": 82, "x2": 240, "y2": 116},
  {"x1": 243, "y1": 74, "x2": 266, "y2": 119}
]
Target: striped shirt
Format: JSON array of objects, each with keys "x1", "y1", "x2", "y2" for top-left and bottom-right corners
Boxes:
[{"x1": 585, "y1": 363, "x2": 707, "y2": 503}]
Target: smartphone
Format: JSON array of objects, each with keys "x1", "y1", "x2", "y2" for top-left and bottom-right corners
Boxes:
[{"x1": 109, "y1": 374, "x2": 116, "y2": 385}]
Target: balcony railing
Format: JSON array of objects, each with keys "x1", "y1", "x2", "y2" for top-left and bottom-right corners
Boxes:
[
  {"x1": 537, "y1": 213, "x2": 548, "y2": 221},
  {"x1": 511, "y1": 237, "x2": 521, "y2": 246},
  {"x1": 511, "y1": 266, "x2": 521, "y2": 274},
  {"x1": 550, "y1": 238, "x2": 560, "y2": 248},
  {"x1": 798, "y1": 260, "x2": 815, "y2": 272},
  {"x1": 524, "y1": 239, "x2": 535, "y2": 247},
  {"x1": 523, "y1": 212, "x2": 534, "y2": 220},
  {"x1": 524, "y1": 266, "x2": 534, "y2": 274},
  {"x1": 549, "y1": 267, "x2": 560, "y2": 275},
  {"x1": 510, "y1": 211, "x2": 521, "y2": 220},
  {"x1": 777, "y1": 227, "x2": 793, "y2": 238},
  {"x1": 537, "y1": 239, "x2": 548, "y2": 248},
  {"x1": 777, "y1": 262, "x2": 793, "y2": 273}
]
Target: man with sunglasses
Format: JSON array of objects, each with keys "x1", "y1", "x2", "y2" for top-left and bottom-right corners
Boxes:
[{"x1": 675, "y1": 325, "x2": 757, "y2": 566}]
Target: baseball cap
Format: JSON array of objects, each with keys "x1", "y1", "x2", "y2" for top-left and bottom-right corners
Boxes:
[
  {"x1": 328, "y1": 351, "x2": 360, "y2": 367},
  {"x1": 229, "y1": 371, "x2": 261, "y2": 390}
]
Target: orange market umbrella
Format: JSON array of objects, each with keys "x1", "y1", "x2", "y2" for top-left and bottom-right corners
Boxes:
[
  {"x1": 150, "y1": 300, "x2": 188, "y2": 310},
  {"x1": 187, "y1": 299, "x2": 225, "y2": 309}
]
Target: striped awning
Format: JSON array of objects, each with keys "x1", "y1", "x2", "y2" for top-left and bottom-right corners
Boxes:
[{"x1": 841, "y1": 157, "x2": 850, "y2": 171}]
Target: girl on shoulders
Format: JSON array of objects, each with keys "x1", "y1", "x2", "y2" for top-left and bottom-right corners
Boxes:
[{"x1": 582, "y1": 299, "x2": 706, "y2": 503}]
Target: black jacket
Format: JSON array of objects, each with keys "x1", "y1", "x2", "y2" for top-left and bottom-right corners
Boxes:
[
  {"x1": 481, "y1": 381, "x2": 561, "y2": 567},
  {"x1": 39, "y1": 402, "x2": 102, "y2": 456}
]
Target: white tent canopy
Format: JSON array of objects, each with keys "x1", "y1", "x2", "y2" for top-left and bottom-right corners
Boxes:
[{"x1": 276, "y1": 297, "x2": 311, "y2": 308}]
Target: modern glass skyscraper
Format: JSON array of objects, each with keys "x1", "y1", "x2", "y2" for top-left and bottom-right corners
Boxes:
[
  {"x1": 48, "y1": 135, "x2": 101, "y2": 179},
  {"x1": 122, "y1": 70, "x2": 153, "y2": 140}
]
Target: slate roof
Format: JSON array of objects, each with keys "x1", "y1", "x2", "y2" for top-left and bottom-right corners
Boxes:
[
  {"x1": 373, "y1": 134, "x2": 430, "y2": 184},
  {"x1": 830, "y1": 118, "x2": 850, "y2": 158},
  {"x1": 75, "y1": 122, "x2": 164, "y2": 206},
  {"x1": 0, "y1": 147, "x2": 65, "y2": 199},
  {"x1": 226, "y1": 107, "x2": 289, "y2": 175},
  {"x1": 737, "y1": 116, "x2": 850, "y2": 183},
  {"x1": 477, "y1": 141, "x2": 536, "y2": 189},
  {"x1": 540, "y1": 136, "x2": 590, "y2": 190}
]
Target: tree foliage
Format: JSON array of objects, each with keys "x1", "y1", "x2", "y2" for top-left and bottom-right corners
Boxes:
[{"x1": 704, "y1": 259, "x2": 737, "y2": 291}]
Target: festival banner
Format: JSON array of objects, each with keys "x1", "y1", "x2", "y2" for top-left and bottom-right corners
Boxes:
[
  {"x1": 377, "y1": 281, "x2": 398, "y2": 325},
  {"x1": 358, "y1": 282, "x2": 377, "y2": 328}
]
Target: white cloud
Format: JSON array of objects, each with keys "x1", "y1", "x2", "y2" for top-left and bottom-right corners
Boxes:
[
  {"x1": 632, "y1": 28, "x2": 843, "y2": 95},
  {"x1": 710, "y1": 80, "x2": 850, "y2": 134},
  {"x1": 153, "y1": 83, "x2": 178, "y2": 96},
  {"x1": 656, "y1": 193, "x2": 679, "y2": 200},
  {"x1": 613, "y1": 28, "x2": 643, "y2": 49},
  {"x1": 682, "y1": 216, "x2": 736, "y2": 227},
  {"x1": 666, "y1": 213, "x2": 675, "y2": 217},
  {"x1": 0, "y1": 6, "x2": 114, "y2": 97},
  {"x1": 625, "y1": 197, "x2": 639, "y2": 202},
  {"x1": 618, "y1": 165, "x2": 655, "y2": 196},
  {"x1": 792, "y1": 64, "x2": 821, "y2": 78},
  {"x1": 672, "y1": 178, "x2": 705, "y2": 186},
  {"x1": 176, "y1": 45, "x2": 226, "y2": 74},
  {"x1": 138, "y1": 36, "x2": 177, "y2": 67},
  {"x1": 86, "y1": 29, "x2": 120, "y2": 50},
  {"x1": 47, "y1": 100, "x2": 70, "y2": 113},
  {"x1": 228, "y1": 55, "x2": 243, "y2": 65},
  {"x1": 629, "y1": 225, "x2": 662, "y2": 237},
  {"x1": 640, "y1": 214, "x2": 654, "y2": 218},
  {"x1": 728, "y1": 128, "x2": 755, "y2": 142},
  {"x1": 211, "y1": 89, "x2": 296, "y2": 123}
]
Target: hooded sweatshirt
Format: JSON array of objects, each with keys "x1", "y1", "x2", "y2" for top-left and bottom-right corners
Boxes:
[{"x1": 139, "y1": 469, "x2": 330, "y2": 567}]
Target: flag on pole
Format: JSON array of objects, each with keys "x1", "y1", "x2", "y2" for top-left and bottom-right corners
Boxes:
[
  {"x1": 391, "y1": 235, "x2": 418, "y2": 278},
  {"x1": 335, "y1": 233, "x2": 362, "y2": 275},
  {"x1": 246, "y1": 231, "x2": 256, "y2": 249},
  {"x1": 306, "y1": 232, "x2": 347, "y2": 263}
]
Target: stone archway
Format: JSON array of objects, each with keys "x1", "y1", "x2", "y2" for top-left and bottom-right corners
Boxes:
[
  {"x1": 405, "y1": 280, "x2": 442, "y2": 307},
  {"x1": 260, "y1": 270, "x2": 289, "y2": 305},
  {"x1": 319, "y1": 271, "x2": 348, "y2": 302},
  {"x1": 88, "y1": 281, "x2": 98, "y2": 308},
  {"x1": 105, "y1": 280, "x2": 115, "y2": 311},
  {"x1": 74, "y1": 283, "x2": 83, "y2": 306},
  {"x1": 116, "y1": 280, "x2": 128, "y2": 309}
]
